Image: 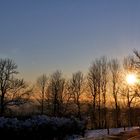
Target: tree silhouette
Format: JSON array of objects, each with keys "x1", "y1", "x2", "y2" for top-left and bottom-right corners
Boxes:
[
  {"x1": 37, "y1": 74, "x2": 47, "y2": 115},
  {"x1": 88, "y1": 57, "x2": 109, "y2": 128},
  {"x1": 69, "y1": 71, "x2": 85, "y2": 120},
  {"x1": 0, "y1": 58, "x2": 32, "y2": 115},
  {"x1": 48, "y1": 71, "x2": 65, "y2": 116},
  {"x1": 109, "y1": 58, "x2": 120, "y2": 127}
]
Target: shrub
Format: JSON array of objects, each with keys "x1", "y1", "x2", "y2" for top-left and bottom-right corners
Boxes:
[{"x1": 0, "y1": 115, "x2": 85, "y2": 140}]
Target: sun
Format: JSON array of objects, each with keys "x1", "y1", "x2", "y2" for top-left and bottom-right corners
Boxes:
[{"x1": 126, "y1": 73, "x2": 137, "y2": 85}]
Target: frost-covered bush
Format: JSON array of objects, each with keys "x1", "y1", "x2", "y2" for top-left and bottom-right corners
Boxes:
[{"x1": 0, "y1": 115, "x2": 85, "y2": 140}]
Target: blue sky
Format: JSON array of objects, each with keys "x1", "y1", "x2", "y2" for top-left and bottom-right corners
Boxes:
[{"x1": 0, "y1": 0, "x2": 140, "y2": 82}]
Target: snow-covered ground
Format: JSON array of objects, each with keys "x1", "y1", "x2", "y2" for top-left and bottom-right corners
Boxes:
[
  {"x1": 84, "y1": 126, "x2": 139, "y2": 139},
  {"x1": 69, "y1": 126, "x2": 139, "y2": 140}
]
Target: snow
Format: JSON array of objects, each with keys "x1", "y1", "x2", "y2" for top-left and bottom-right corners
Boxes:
[
  {"x1": 82, "y1": 126, "x2": 139, "y2": 139},
  {"x1": 68, "y1": 126, "x2": 140, "y2": 140},
  {"x1": 0, "y1": 116, "x2": 139, "y2": 140}
]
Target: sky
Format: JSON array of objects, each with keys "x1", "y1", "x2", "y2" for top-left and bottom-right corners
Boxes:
[{"x1": 0, "y1": 0, "x2": 140, "y2": 82}]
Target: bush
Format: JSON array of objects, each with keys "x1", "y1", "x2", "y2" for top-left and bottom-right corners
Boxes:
[{"x1": 0, "y1": 115, "x2": 85, "y2": 140}]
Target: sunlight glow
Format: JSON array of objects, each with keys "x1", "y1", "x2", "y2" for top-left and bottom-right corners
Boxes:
[{"x1": 126, "y1": 74, "x2": 137, "y2": 85}]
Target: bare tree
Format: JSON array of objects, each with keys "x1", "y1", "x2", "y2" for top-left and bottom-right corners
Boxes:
[
  {"x1": 37, "y1": 74, "x2": 47, "y2": 115},
  {"x1": 48, "y1": 71, "x2": 65, "y2": 116},
  {"x1": 69, "y1": 71, "x2": 84, "y2": 120},
  {"x1": 133, "y1": 49, "x2": 140, "y2": 68},
  {"x1": 109, "y1": 59, "x2": 120, "y2": 127},
  {"x1": 100, "y1": 56, "x2": 108, "y2": 128},
  {"x1": 61, "y1": 80, "x2": 74, "y2": 115},
  {"x1": 0, "y1": 58, "x2": 32, "y2": 115},
  {"x1": 88, "y1": 60, "x2": 101, "y2": 128},
  {"x1": 88, "y1": 57, "x2": 109, "y2": 128},
  {"x1": 122, "y1": 56, "x2": 139, "y2": 126}
]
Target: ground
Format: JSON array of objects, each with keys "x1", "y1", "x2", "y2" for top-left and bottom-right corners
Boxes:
[{"x1": 79, "y1": 127, "x2": 140, "y2": 140}]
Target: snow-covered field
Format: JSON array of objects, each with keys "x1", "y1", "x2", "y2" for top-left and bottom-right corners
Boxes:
[
  {"x1": 84, "y1": 127, "x2": 139, "y2": 139},
  {"x1": 69, "y1": 126, "x2": 139, "y2": 140}
]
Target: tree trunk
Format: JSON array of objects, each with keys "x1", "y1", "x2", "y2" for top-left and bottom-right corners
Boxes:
[
  {"x1": 77, "y1": 102, "x2": 81, "y2": 120},
  {"x1": 115, "y1": 102, "x2": 119, "y2": 128},
  {"x1": 0, "y1": 93, "x2": 5, "y2": 116},
  {"x1": 92, "y1": 96, "x2": 97, "y2": 128},
  {"x1": 128, "y1": 103, "x2": 132, "y2": 126}
]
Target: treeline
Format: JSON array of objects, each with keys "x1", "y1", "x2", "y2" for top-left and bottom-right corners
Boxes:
[{"x1": 0, "y1": 50, "x2": 140, "y2": 129}]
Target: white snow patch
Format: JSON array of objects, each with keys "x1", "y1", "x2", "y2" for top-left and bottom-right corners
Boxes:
[{"x1": 84, "y1": 127, "x2": 139, "y2": 139}]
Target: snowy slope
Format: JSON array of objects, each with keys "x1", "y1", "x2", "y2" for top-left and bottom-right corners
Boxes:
[{"x1": 84, "y1": 127, "x2": 139, "y2": 139}]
